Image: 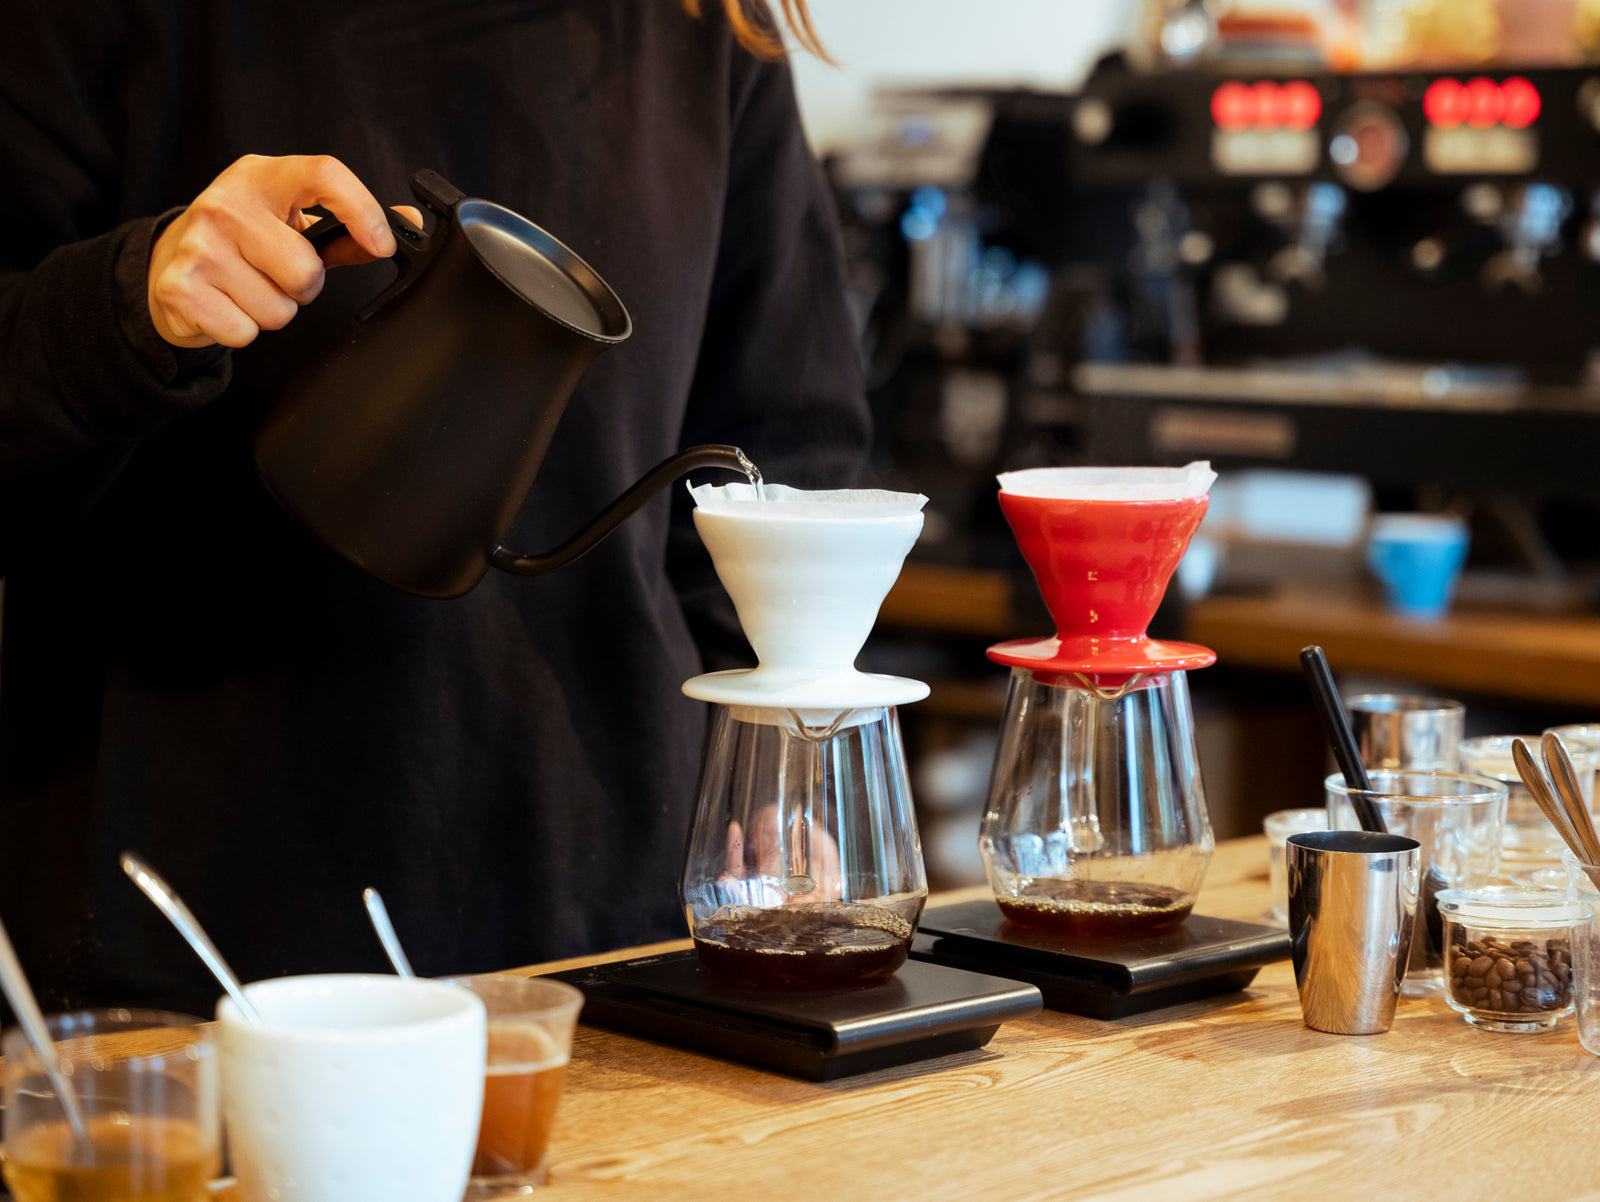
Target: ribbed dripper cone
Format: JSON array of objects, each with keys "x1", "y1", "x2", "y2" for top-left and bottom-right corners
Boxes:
[
  {"x1": 988, "y1": 467, "x2": 1216, "y2": 677},
  {"x1": 682, "y1": 485, "x2": 929, "y2": 709}
]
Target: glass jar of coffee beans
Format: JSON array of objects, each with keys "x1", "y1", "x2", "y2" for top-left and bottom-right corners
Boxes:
[{"x1": 1436, "y1": 887, "x2": 1594, "y2": 1033}]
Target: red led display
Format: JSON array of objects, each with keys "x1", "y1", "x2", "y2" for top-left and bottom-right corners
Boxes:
[
  {"x1": 1424, "y1": 78, "x2": 1467, "y2": 128},
  {"x1": 1501, "y1": 76, "x2": 1541, "y2": 128},
  {"x1": 1211, "y1": 80, "x2": 1321, "y2": 131},
  {"x1": 1423, "y1": 76, "x2": 1541, "y2": 129},
  {"x1": 1466, "y1": 77, "x2": 1505, "y2": 127}
]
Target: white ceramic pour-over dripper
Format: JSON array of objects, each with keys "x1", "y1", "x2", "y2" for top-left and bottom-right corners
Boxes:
[{"x1": 682, "y1": 484, "x2": 929, "y2": 719}]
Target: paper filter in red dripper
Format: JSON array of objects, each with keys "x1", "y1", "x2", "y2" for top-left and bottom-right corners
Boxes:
[{"x1": 988, "y1": 465, "x2": 1217, "y2": 687}]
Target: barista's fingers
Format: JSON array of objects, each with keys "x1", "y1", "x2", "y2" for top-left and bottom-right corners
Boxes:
[
  {"x1": 163, "y1": 280, "x2": 261, "y2": 350},
  {"x1": 214, "y1": 259, "x2": 303, "y2": 334},
  {"x1": 311, "y1": 206, "x2": 425, "y2": 269},
  {"x1": 725, "y1": 822, "x2": 746, "y2": 877},
  {"x1": 251, "y1": 153, "x2": 395, "y2": 259},
  {"x1": 234, "y1": 212, "x2": 329, "y2": 305}
]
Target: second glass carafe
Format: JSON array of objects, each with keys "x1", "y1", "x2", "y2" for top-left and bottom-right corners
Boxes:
[{"x1": 980, "y1": 669, "x2": 1213, "y2": 938}]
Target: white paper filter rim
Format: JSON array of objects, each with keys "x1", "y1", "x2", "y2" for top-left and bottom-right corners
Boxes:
[
  {"x1": 689, "y1": 482, "x2": 928, "y2": 520},
  {"x1": 996, "y1": 462, "x2": 1216, "y2": 501}
]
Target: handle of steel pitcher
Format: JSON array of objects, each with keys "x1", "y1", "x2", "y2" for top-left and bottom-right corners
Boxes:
[
  {"x1": 489, "y1": 445, "x2": 755, "y2": 577},
  {"x1": 298, "y1": 169, "x2": 466, "y2": 321}
]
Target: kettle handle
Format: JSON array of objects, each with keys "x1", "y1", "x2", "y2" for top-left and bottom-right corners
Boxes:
[
  {"x1": 301, "y1": 207, "x2": 434, "y2": 321},
  {"x1": 489, "y1": 445, "x2": 754, "y2": 577}
]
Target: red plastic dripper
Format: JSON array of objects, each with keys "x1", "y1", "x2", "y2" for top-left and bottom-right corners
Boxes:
[{"x1": 988, "y1": 492, "x2": 1216, "y2": 683}]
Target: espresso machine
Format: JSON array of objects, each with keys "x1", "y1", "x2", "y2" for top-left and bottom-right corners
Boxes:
[{"x1": 972, "y1": 54, "x2": 1600, "y2": 518}]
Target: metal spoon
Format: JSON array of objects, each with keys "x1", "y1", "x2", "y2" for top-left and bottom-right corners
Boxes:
[
  {"x1": 362, "y1": 887, "x2": 416, "y2": 979},
  {"x1": 120, "y1": 853, "x2": 262, "y2": 1026},
  {"x1": 0, "y1": 913, "x2": 90, "y2": 1145},
  {"x1": 1542, "y1": 733, "x2": 1600, "y2": 866},
  {"x1": 1512, "y1": 738, "x2": 1588, "y2": 859}
]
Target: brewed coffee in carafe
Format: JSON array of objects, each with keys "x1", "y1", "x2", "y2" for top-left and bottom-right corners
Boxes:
[
  {"x1": 980, "y1": 464, "x2": 1219, "y2": 939},
  {"x1": 679, "y1": 484, "x2": 930, "y2": 990}
]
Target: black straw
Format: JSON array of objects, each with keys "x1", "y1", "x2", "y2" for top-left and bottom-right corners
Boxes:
[{"x1": 1299, "y1": 645, "x2": 1387, "y2": 834}]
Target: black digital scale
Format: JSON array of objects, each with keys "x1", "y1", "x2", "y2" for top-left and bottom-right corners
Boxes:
[
  {"x1": 550, "y1": 949, "x2": 1043, "y2": 1082},
  {"x1": 911, "y1": 899, "x2": 1291, "y2": 1020}
]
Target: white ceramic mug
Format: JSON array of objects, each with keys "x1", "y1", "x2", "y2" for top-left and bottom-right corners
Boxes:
[{"x1": 218, "y1": 974, "x2": 487, "y2": 1202}]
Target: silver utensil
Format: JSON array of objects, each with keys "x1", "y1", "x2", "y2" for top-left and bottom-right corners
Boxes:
[
  {"x1": 362, "y1": 887, "x2": 416, "y2": 979},
  {"x1": 0, "y1": 914, "x2": 90, "y2": 1145},
  {"x1": 1542, "y1": 733, "x2": 1600, "y2": 865},
  {"x1": 120, "y1": 853, "x2": 262, "y2": 1026},
  {"x1": 1511, "y1": 739, "x2": 1590, "y2": 863}
]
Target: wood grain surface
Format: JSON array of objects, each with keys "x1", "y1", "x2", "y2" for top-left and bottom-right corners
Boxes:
[{"x1": 530, "y1": 838, "x2": 1600, "y2": 1201}]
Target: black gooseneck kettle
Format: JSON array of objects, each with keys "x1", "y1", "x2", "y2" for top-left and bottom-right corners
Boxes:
[{"x1": 254, "y1": 169, "x2": 750, "y2": 599}]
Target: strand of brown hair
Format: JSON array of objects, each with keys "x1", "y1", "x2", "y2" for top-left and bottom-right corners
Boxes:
[{"x1": 681, "y1": 0, "x2": 834, "y2": 64}]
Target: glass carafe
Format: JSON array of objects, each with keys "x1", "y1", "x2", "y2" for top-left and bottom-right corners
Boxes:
[
  {"x1": 681, "y1": 704, "x2": 926, "y2": 990},
  {"x1": 980, "y1": 669, "x2": 1213, "y2": 938}
]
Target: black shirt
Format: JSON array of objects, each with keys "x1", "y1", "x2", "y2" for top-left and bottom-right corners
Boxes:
[{"x1": 0, "y1": 0, "x2": 868, "y2": 1013}]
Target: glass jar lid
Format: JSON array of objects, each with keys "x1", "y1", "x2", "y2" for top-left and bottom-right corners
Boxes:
[{"x1": 1435, "y1": 885, "x2": 1593, "y2": 926}]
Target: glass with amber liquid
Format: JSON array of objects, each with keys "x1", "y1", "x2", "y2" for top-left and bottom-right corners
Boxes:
[
  {"x1": 682, "y1": 704, "x2": 927, "y2": 990},
  {"x1": 2, "y1": 1009, "x2": 220, "y2": 1202},
  {"x1": 440, "y1": 974, "x2": 583, "y2": 1198},
  {"x1": 980, "y1": 669, "x2": 1214, "y2": 939}
]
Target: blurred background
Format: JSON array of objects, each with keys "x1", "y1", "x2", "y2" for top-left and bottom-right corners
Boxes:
[{"x1": 785, "y1": 0, "x2": 1600, "y2": 887}]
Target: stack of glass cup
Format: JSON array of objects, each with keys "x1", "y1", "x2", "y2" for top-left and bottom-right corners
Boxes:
[{"x1": 1323, "y1": 694, "x2": 1507, "y2": 997}]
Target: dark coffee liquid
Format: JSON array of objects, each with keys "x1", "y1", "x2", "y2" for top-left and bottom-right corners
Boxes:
[
  {"x1": 693, "y1": 903, "x2": 914, "y2": 990},
  {"x1": 998, "y1": 878, "x2": 1193, "y2": 938}
]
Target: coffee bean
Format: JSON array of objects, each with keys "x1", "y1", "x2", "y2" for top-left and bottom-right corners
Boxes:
[{"x1": 1447, "y1": 932, "x2": 1574, "y2": 1015}]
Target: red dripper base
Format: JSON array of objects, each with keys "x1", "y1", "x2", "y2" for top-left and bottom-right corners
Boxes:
[{"x1": 988, "y1": 491, "x2": 1216, "y2": 684}]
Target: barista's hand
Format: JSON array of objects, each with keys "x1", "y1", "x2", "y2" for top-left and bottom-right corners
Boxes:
[{"x1": 147, "y1": 153, "x2": 405, "y2": 349}]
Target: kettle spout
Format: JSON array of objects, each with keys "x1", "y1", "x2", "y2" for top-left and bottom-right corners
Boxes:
[{"x1": 489, "y1": 445, "x2": 754, "y2": 576}]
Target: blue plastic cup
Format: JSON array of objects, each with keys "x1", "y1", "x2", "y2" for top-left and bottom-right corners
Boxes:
[{"x1": 1365, "y1": 514, "x2": 1469, "y2": 619}]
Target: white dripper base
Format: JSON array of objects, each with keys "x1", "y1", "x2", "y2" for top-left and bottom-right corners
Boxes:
[{"x1": 681, "y1": 482, "x2": 929, "y2": 714}]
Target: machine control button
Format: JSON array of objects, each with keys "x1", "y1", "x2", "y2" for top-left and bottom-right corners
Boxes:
[{"x1": 1329, "y1": 100, "x2": 1408, "y2": 191}]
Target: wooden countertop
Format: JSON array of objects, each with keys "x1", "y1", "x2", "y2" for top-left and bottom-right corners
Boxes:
[{"x1": 530, "y1": 838, "x2": 1600, "y2": 1200}]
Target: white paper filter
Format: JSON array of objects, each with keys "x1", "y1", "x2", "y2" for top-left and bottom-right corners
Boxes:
[
  {"x1": 996, "y1": 462, "x2": 1216, "y2": 501},
  {"x1": 689, "y1": 482, "x2": 928, "y2": 519}
]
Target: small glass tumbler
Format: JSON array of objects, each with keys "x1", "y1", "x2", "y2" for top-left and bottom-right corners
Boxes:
[
  {"x1": 439, "y1": 975, "x2": 584, "y2": 1197},
  {"x1": 1563, "y1": 848, "x2": 1600, "y2": 1055},
  {"x1": 1437, "y1": 886, "x2": 1592, "y2": 1033},
  {"x1": 1460, "y1": 735, "x2": 1598, "y2": 871},
  {"x1": 1326, "y1": 770, "x2": 1507, "y2": 996},
  {"x1": 1545, "y1": 725, "x2": 1600, "y2": 805},
  {"x1": 1264, "y1": 808, "x2": 1327, "y2": 925},
  {"x1": 2, "y1": 1009, "x2": 220, "y2": 1202},
  {"x1": 1347, "y1": 694, "x2": 1465, "y2": 772}
]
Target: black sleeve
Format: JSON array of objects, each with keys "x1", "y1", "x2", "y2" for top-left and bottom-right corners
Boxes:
[
  {"x1": 667, "y1": 49, "x2": 873, "y2": 669},
  {"x1": 0, "y1": 11, "x2": 230, "y2": 575}
]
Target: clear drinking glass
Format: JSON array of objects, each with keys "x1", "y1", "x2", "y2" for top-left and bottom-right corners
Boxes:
[
  {"x1": 1, "y1": 1009, "x2": 220, "y2": 1202},
  {"x1": 1545, "y1": 725, "x2": 1600, "y2": 805},
  {"x1": 1326, "y1": 770, "x2": 1507, "y2": 996},
  {"x1": 1460, "y1": 735, "x2": 1598, "y2": 870},
  {"x1": 1564, "y1": 849, "x2": 1600, "y2": 1055},
  {"x1": 439, "y1": 975, "x2": 583, "y2": 1197},
  {"x1": 1264, "y1": 808, "x2": 1327, "y2": 925},
  {"x1": 681, "y1": 703, "x2": 927, "y2": 990},
  {"x1": 980, "y1": 668, "x2": 1213, "y2": 938},
  {"x1": 1346, "y1": 694, "x2": 1465, "y2": 771}
]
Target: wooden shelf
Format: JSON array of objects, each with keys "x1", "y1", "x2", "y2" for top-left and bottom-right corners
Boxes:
[{"x1": 1188, "y1": 583, "x2": 1600, "y2": 707}]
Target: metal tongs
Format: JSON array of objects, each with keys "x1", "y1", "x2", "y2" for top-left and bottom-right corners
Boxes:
[{"x1": 1510, "y1": 734, "x2": 1600, "y2": 890}]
